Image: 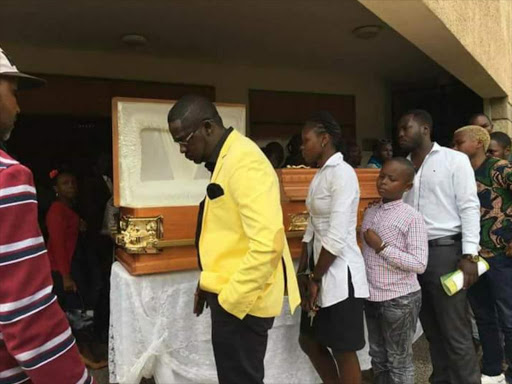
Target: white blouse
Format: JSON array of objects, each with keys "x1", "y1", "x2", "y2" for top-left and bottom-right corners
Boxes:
[{"x1": 303, "y1": 152, "x2": 369, "y2": 307}]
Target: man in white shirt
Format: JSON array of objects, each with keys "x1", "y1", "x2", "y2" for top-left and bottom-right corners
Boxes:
[{"x1": 399, "y1": 110, "x2": 481, "y2": 384}]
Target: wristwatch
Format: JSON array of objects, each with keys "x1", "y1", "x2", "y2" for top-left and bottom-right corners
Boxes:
[{"x1": 463, "y1": 254, "x2": 479, "y2": 263}]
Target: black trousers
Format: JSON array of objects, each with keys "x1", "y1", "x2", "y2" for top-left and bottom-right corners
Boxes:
[
  {"x1": 418, "y1": 241, "x2": 480, "y2": 384},
  {"x1": 468, "y1": 254, "x2": 512, "y2": 377},
  {"x1": 206, "y1": 293, "x2": 274, "y2": 384}
]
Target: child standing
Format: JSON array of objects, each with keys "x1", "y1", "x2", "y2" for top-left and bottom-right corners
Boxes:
[
  {"x1": 454, "y1": 125, "x2": 512, "y2": 384},
  {"x1": 361, "y1": 157, "x2": 428, "y2": 384}
]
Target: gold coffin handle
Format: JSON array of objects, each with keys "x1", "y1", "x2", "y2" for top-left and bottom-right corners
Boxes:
[
  {"x1": 115, "y1": 215, "x2": 164, "y2": 254},
  {"x1": 288, "y1": 211, "x2": 309, "y2": 232}
]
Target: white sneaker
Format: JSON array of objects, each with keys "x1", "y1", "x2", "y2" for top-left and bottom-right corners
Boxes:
[{"x1": 482, "y1": 374, "x2": 506, "y2": 384}]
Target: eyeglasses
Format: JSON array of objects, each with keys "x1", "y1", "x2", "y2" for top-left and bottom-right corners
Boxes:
[
  {"x1": 175, "y1": 129, "x2": 198, "y2": 146},
  {"x1": 174, "y1": 118, "x2": 213, "y2": 146}
]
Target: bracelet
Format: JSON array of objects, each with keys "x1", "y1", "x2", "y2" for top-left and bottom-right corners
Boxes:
[
  {"x1": 310, "y1": 273, "x2": 322, "y2": 283},
  {"x1": 376, "y1": 242, "x2": 387, "y2": 254},
  {"x1": 296, "y1": 271, "x2": 310, "y2": 277}
]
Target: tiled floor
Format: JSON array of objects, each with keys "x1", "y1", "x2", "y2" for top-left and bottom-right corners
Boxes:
[
  {"x1": 411, "y1": 335, "x2": 433, "y2": 384},
  {"x1": 91, "y1": 369, "x2": 155, "y2": 384},
  {"x1": 91, "y1": 368, "x2": 109, "y2": 383}
]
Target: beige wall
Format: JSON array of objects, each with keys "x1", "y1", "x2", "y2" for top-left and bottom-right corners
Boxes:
[
  {"x1": 4, "y1": 42, "x2": 388, "y2": 144},
  {"x1": 424, "y1": 0, "x2": 512, "y2": 98},
  {"x1": 359, "y1": 0, "x2": 512, "y2": 135},
  {"x1": 424, "y1": 0, "x2": 512, "y2": 134}
]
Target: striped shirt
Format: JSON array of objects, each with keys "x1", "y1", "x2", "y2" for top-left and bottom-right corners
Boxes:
[
  {"x1": 0, "y1": 150, "x2": 93, "y2": 384},
  {"x1": 361, "y1": 199, "x2": 428, "y2": 302}
]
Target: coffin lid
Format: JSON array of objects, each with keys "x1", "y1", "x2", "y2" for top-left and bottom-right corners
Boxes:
[{"x1": 112, "y1": 97, "x2": 246, "y2": 208}]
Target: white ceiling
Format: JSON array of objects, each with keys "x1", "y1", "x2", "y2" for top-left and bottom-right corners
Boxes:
[{"x1": 0, "y1": 0, "x2": 446, "y2": 82}]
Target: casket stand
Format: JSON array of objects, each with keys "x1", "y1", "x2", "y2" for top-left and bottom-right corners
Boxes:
[{"x1": 109, "y1": 97, "x2": 388, "y2": 384}]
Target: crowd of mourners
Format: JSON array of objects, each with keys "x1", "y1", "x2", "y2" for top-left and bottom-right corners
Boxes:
[{"x1": 1, "y1": 44, "x2": 512, "y2": 384}]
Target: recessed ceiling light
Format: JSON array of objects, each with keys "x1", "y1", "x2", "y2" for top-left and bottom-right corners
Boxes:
[
  {"x1": 352, "y1": 25, "x2": 382, "y2": 40},
  {"x1": 121, "y1": 34, "x2": 148, "y2": 47}
]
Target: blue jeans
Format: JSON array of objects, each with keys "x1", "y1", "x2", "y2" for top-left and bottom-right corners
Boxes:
[
  {"x1": 468, "y1": 255, "x2": 512, "y2": 377},
  {"x1": 365, "y1": 290, "x2": 422, "y2": 384}
]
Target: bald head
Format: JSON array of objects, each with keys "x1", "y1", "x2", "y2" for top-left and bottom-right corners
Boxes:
[
  {"x1": 167, "y1": 94, "x2": 228, "y2": 165},
  {"x1": 167, "y1": 94, "x2": 223, "y2": 128}
]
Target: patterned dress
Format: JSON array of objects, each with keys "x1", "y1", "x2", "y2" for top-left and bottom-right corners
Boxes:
[{"x1": 475, "y1": 157, "x2": 512, "y2": 258}]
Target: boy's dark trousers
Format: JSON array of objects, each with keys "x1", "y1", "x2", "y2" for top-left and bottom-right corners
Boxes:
[{"x1": 365, "y1": 290, "x2": 421, "y2": 384}]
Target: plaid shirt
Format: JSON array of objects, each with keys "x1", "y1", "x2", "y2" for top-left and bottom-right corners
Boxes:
[
  {"x1": 0, "y1": 150, "x2": 93, "y2": 384},
  {"x1": 361, "y1": 199, "x2": 428, "y2": 302}
]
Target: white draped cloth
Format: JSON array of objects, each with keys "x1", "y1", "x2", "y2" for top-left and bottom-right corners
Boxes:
[{"x1": 109, "y1": 262, "x2": 422, "y2": 384}]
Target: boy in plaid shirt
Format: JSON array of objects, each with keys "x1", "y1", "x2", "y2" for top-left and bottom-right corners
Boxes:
[{"x1": 361, "y1": 157, "x2": 428, "y2": 384}]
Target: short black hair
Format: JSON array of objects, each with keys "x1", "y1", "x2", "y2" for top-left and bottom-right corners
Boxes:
[
  {"x1": 167, "y1": 94, "x2": 223, "y2": 127},
  {"x1": 261, "y1": 146, "x2": 272, "y2": 157},
  {"x1": 265, "y1": 141, "x2": 285, "y2": 165},
  {"x1": 469, "y1": 112, "x2": 491, "y2": 124},
  {"x1": 385, "y1": 157, "x2": 415, "y2": 183},
  {"x1": 490, "y1": 131, "x2": 512, "y2": 149},
  {"x1": 342, "y1": 140, "x2": 360, "y2": 158},
  {"x1": 373, "y1": 139, "x2": 392, "y2": 153},
  {"x1": 403, "y1": 109, "x2": 433, "y2": 131},
  {"x1": 287, "y1": 134, "x2": 302, "y2": 154},
  {"x1": 306, "y1": 111, "x2": 343, "y2": 152}
]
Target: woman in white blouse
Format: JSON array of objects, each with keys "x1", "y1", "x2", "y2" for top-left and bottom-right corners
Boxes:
[{"x1": 297, "y1": 111, "x2": 369, "y2": 384}]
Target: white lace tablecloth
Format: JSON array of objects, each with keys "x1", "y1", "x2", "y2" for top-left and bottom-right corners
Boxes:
[{"x1": 109, "y1": 262, "x2": 422, "y2": 384}]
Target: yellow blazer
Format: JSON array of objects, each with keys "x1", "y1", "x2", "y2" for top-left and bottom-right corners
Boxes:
[{"x1": 199, "y1": 130, "x2": 300, "y2": 319}]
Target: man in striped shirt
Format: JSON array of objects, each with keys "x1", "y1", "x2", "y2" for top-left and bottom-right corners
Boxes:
[
  {"x1": 0, "y1": 48, "x2": 93, "y2": 383},
  {"x1": 361, "y1": 157, "x2": 428, "y2": 384}
]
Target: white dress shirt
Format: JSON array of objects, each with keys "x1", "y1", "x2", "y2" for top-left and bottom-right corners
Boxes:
[
  {"x1": 303, "y1": 152, "x2": 369, "y2": 307},
  {"x1": 403, "y1": 143, "x2": 480, "y2": 255}
]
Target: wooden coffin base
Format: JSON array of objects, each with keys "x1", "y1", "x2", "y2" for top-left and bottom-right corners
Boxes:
[{"x1": 116, "y1": 245, "x2": 198, "y2": 276}]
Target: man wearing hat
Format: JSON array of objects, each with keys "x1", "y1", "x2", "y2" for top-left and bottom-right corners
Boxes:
[{"x1": 0, "y1": 47, "x2": 94, "y2": 383}]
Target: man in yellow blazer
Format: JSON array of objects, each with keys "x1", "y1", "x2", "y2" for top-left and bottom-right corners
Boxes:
[{"x1": 168, "y1": 95, "x2": 300, "y2": 384}]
